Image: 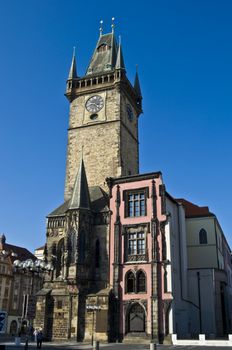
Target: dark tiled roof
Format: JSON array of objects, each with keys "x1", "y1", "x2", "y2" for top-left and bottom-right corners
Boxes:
[
  {"x1": 89, "y1": 186, "x2": 109, "y2": 212},
  {"x1": 48, "y1": 186, "x2": 109, "y2": 217},
  {"x1": 47, "y1": 200, "x2": 71, "y2": 217},
  {"x1": 0, "y1": 242, "x2": 36, "y2": 263},
  {"x1": 86, "y1": 33, "x2": 118, "y2": 75},
  {"x1": 176, "y1": 198, "x2": 214, "y2": 218}
]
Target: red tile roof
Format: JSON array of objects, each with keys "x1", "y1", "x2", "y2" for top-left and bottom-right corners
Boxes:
[{"x1": 176, "y1": 198, "x2": 214, "y2": 218}]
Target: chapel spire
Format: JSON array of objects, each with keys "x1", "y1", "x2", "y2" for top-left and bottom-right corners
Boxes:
[
  {"x1": 115, "y1": 38, "x2": 125, "y2": 71},
  {"x1": 69, "y1": 156, "x2": 91, "y2": 210},
  {"x1": 68, "y1": 47, "x2": 78, "y2": 80},
  {"x1": 134, "y1": 66, "x2": 142, "y2": 108}
]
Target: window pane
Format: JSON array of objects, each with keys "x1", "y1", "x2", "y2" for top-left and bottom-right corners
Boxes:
[
  {"x1": 138, "y1": 239, "x2": 145, "y2": 254},
  {"x1": 137, "y1": 232, "x2": 144, "y2": 238},
  {"x1": 129, "y1": 240, "x2": 136, "y2": 255},
  {"x1": 199, "y1": 228, "x2": 207, "y2": 244},
  {"x1": 127, "y1": 192, "x2": 146, "y2": 217},
  {"x1": 137, "y1": 271, "x2": 146, "y2": 292},
  {"x1": 140, "y1": 200, "x2": 145, "y2": 215}
]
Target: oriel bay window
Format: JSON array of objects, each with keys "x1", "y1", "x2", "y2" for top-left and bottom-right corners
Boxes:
[{"x1": 124, "y1": 224, "x2": 149, "y2": 262}]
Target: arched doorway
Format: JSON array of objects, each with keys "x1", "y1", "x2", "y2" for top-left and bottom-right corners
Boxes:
[
  {"x1": 10, "y1": 320, "x2": 17, "y2": 335},
  {"x1": 128, "y1": 303, "x2": 145, "y2": 333}
]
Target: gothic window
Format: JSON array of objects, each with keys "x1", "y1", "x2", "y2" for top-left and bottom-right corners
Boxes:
[
  {"x1": 137, "y1": 270, "x2": 146, "y2": 293},
  {"x1": 164, "y1": 268, "x2": 168, "y2": 292},
  {"x1": 128, "y1": 232, "x2": 145, "y2": 256},
  {"x1": 78, "y1": 232, "x2": 86, "y2": 263},
  {"x1": 56, "y1": 238, "x2": 64, "y2": 278},
  {"x1": 199, "y1": 228, "x2": 207, "y2": 244},
  {"x1": 95, "y1": 239, "x2": 100, "y2": 268},
  {"x1": 57, "y1": 300, "x2": 62, "y2": 309},
  {"x1": 69, "y1": 231, "x2": 77, "y2": 264},
  {"x1": 126, "y1": 271, "x2": 135, "y2": 293},
  {"x1": 162, "y1": 233, "x2": 167, "y2": 261}
]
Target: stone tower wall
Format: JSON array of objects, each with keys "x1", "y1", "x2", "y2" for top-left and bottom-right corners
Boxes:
[{"x1": 64, "y1": 86, "x2": 139, "y2": 200}]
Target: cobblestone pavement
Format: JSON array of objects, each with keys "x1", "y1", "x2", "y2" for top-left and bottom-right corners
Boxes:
[{"x1": 0, "y1": 342, "x2": 231, "y2": 350}]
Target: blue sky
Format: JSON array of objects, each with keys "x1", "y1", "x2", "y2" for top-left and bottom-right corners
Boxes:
[{"x1": 0, "y1": 0, "x2": 231, "y2": 252}]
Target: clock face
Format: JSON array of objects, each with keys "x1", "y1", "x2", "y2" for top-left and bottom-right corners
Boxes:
[
  {"x1": 86, "y1": 95, "x2": 104, "y2": 113},
  {"x1": 127, "y1": 104, "x2": 134, "y2": 121}
]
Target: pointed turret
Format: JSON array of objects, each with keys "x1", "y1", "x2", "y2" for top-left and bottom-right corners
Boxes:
[
  {"x1": 134, "y1": 68, "x2": 142, "y2": 98},
  {"x1": 68, "y1": 49, "x2": 77, "y2": 80},
  {"x1": 69, "y1": 158, "x2": 91, "y2": 210},
  {"x1": 115, "y1": 42, "x2": 125, "y2": 71},
  {"x1": 134, "y1": 67, "x2": 142, "y2": 110}
]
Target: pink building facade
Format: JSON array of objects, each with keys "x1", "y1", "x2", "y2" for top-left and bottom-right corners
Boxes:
[{"x1": 108, "y1": 173, "x2": 174, "y2": 342}]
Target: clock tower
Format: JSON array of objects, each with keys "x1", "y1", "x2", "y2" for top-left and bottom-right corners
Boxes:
[
  {"x1": 34, "y1": 25, "x2": 143, "y2": 343},
  {"x1": 64, "y1": 29, "x2": 142, "y2": 200}
]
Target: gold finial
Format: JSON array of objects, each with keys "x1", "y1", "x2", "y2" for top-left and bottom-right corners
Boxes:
[
  {"x1": 111, "y1": 17, "x2": 115, "y2": 33},
  {"x1": 99, "y1": 20, "x2": 103, "y2": 36}
]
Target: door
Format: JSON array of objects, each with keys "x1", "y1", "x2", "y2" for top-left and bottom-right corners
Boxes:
[{"x1": 128, "y1": 303, "x2": 145, "y2": 332}]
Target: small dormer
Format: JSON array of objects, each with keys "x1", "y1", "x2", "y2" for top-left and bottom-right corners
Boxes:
[{"x1": 97, "y1": 42, "x2": 111, "y2": 53}]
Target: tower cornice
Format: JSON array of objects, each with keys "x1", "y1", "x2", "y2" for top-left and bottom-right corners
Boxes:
[{"x1": 65, "y1": 71, "x2": 142, "y2": 114}]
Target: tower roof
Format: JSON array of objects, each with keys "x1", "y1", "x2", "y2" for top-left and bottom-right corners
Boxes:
[
  {"x1": 68, "y1": 51, "x2": 77, "y2": 80},
  {"x1": 115, "y1": 43, "x2": 125, "y2": 70},
  {"x1": 86, "y1": 32, "x2": 118, "y2": 75},
  {"x1": 69, "y1": 158, "x2": 91, "y2": 210}
]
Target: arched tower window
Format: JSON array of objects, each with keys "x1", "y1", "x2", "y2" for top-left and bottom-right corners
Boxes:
[
  {"x1": 164, "y1": 268, "x2": 168, "y2": 292},
  {"x1": 56, "y1": 238, "x2": 64, "y2": 278},
  {"x1": 137, "y1": 270, "x2": 146, "y2": 293},
  {"x1": 78, "y1": 231, "x2": 86, "y2": 263},
  {"x1": 126, "y1": 271, "x2": 135, "y2": 293},
  {"x1": 95, "y1": 239, "x2": 100, "y2": 268},
  {"x1": 199, "y1": 228, "x2": 207, "y2": 244},
  {"x1": 69, "y1": 230, "x2": 77, "y2": 264}
]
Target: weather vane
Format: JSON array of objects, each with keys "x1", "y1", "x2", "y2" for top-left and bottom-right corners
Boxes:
[
  {"x1": 99, "y1": 20, "x2": 103, "y2": 36},
  {"x1": 111, "y1": 17, "x2": 115, "y2": 33}
]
